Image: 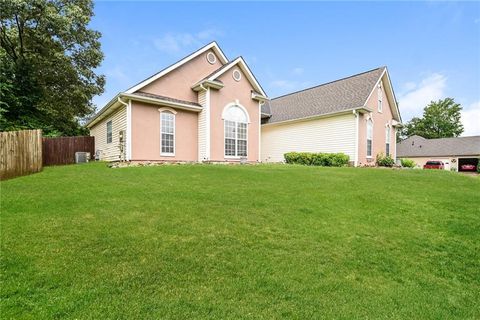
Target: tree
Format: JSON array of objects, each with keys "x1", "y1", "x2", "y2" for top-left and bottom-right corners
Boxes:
[
  {"x1": 400, "y1": 98, "x2": 464, "y2": 140},
  {"x1": 0, "y1": 0, "x2": 105, "y2": 136}
]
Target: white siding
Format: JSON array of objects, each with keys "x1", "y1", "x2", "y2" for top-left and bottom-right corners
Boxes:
[
  {"x1": 89, "y1": 106, "x2": 127, "y2": 161},
  {"x1": 197, "y1": 90, "x2": 207, "y2": 161},
  {"x1": 261, "y1": 114, "x2": 357, "y2": 162}
]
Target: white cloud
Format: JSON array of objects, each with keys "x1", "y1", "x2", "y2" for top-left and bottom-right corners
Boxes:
[
  {"x1": 270, "y1": 80, "x2": 310, "y2": 92},
  {"x1": 153, "y1": 29, "x2": 224, "y2": 54},
  {"x1": 398, "y1": 73, "x2": 447, "y2": 121},
  {"x1": 292, "y1": 67, "x2": 304, "y2": 75},
  {"x1": 461, "y1": 101, "x2": 480, "y2": 136}
]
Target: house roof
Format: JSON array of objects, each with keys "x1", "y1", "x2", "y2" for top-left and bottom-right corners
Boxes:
[
  {"x1": 85, "y1": 92, "x2": 202, "y2": 128},
  {"x1": 262, "y1": 67, "x2": 389, "y2": 124},
  {"x1": 125, "y1": 41, "x2": 228, "y2": 94},
  {"x1": 205, "y1": 56, "x2": 268, "y2": 97},
  {"x1": 397, "y1": 135, "x2": 480, "y2": 157},
  {"x1": 133, "y1": 92, "x2": 201, "y2": 107}
]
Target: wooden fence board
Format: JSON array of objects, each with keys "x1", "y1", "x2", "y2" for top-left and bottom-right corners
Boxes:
[
  {"x1": 42, "y1": 136, "x2": 94, "y2": 166},
  {"x1": 0, "y1": 129, "x2": 43, "y2": 180}
]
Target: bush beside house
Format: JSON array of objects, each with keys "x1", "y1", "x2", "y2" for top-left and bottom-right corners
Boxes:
[
  {"x1": 400, "y1": 159, "x2": 416, "y2": 168},
  {"x1": 284, "y1": 152, "x2": 349, "y2": 167}
]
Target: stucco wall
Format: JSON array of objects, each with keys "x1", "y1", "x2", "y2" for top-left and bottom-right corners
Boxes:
[
  {"x1": 138, "y1": 49, "x2": 223, "y2": 103},
  {"x1": 209, "y1": 68, "x2": 260, "y2": 162},
  {"x1": 131, "y1": 101, "x2": 198, "y2": 161},
  {"x1": 358, "y1": 79, "x2": 397, "y2": 165}
]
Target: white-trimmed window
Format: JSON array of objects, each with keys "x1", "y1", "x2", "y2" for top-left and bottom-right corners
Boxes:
[
  {"x1": 367, "y1": 119, "x2": 373, "y2": 157},
  {"x1": 106, "y1": 120, "x2": 112, "y2": 144},
  {"x1": 378, "y1": 84, "x2": 383, "y2": 112},
  {"x1": 160, "y1": 111, "x2": 175, "y2": 155},
  {"x1": 385, "y1": 126, "x2": 391, "y2": 156},
  {"x1": 224, "y1": 105, "x2": 248, "y2": 157}
]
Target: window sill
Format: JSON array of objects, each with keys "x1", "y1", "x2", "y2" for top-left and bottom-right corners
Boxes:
[{"x1": 161, "y1": 153, "x2": 175, "y2": 157}]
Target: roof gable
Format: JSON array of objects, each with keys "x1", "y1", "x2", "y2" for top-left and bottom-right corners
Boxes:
[
  {"x1": 363, "y1": 67, "x2": 401, "y2": 122},
  {"x1": 206, "y1": 57, "x2": 267, "y2": 97},
  {"x1": 125, "y1": 41, "x2": 228, "y2": 94}
]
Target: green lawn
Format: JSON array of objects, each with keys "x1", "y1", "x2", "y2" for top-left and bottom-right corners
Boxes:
[{"x1": 1, "y1": 163, "x2": 479, "y2": 319}]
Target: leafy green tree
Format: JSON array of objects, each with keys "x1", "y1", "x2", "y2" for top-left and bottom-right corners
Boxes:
[
  {"x1": 400, "y1": 98, "x2": 464, "y2": 140},
  {"x1": 0, "y1": 0, "x2": 104, "y2": 136}
]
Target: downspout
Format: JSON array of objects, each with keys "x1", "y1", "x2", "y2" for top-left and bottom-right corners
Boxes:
[
  {"x1": 117, "y1": 96, "x2": 129, "y2": 162},
  {"x1": 353, "y1": 109, "x2": 359, "y2": 167}
]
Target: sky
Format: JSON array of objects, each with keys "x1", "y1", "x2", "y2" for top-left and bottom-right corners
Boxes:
[{"x1": 90, "y1": 1, "x2": 480, "y2": 136}]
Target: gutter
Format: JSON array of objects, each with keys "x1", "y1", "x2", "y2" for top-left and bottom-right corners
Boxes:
[{"x1": 86, "y1": 92, "x2": 203, "y2": 128}]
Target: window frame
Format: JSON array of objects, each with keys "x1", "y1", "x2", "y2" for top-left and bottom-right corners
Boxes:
[
  {"x1": 367, "y1": 119, "x2": 373, "y2": 158},
  {"x1": 106, "y1": 120, "x2": 113, "y2": 144},
  {"x1": 223, "y1": 105, "x2": 248, "y2": 158},
  {"x1": 160, "y1": 111, "x2": 175, "y2": 156}
]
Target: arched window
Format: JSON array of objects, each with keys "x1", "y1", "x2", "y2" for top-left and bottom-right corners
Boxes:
[
  {"x1": 367, "y1": 119, "x2": 373, "y2": 158},
  {"x1": 224, "y1": 105, "x2": 248, "y2": 157},
  {"x1": 160, "y1": 110, "x2": 175, "y2": 156}
]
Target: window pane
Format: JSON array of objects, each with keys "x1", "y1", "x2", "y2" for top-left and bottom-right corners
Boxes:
[
  {"x1": 106, "y1": 121, "x2": 112, "y2": 143},
  {"x1": 237, "y1": 123, "x2": 247, "y2": 140},
  {"x1": 162, "y1": 133, "x2": 174, "y2": 153},
  {"x1": 225, "y1": 120, "x2": 236, "y2": 139},
  {"x1": 224, "y1": 105, "x2": 247, "y2": 122},
  {"x1": 225, "y1": 138, "x2": 236, "y2": 156},
  {"x1": 237, "y1": 139, "x2": 247, "y2": 156},
  {"x1": 386, "y1": 143, "x2": 390, "y2": 156},
  {"x1": 367, "y1": 140, "x2": 372, "y2": 156}
]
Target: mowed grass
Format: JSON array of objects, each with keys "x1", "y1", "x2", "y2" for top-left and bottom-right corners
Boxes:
[{"x1": 1, "y1": 163, "x2": 479, "y2": 319}]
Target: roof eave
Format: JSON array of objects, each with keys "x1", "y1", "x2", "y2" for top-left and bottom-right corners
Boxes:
[
  {"x1": 191, "y1": 80, "x2": 224, "y2": 92},
  {"x1": 86, "y1": 92, "x2": 202, "y2": 128}
]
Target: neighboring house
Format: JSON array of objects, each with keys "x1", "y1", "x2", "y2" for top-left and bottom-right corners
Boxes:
[
  {"x1": 397, "y1": 135, "x2": 480, "y2": 171},
  {"x1": 87, "y1": 42, "x2": 267, "y2": 163},
  {"x1": 87, "y1": 42, "x2": 402, "y2": 166},
  {"x1": 261, "y1": 67, "x2": 402, "y2": 165}
]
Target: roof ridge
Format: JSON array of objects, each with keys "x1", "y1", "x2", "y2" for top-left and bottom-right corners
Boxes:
[{"x1": 271, "y1": 66, "x2": 386, "y2": 101}]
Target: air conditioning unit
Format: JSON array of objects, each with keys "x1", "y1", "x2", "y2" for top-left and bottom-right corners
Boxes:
[{"x1": 75, "y1": 152, "x2": 90, "y2": 164}]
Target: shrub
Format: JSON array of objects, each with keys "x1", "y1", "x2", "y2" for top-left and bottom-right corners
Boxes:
[
  {"x1": 376, "y1": 153, "x2": 395, "y2": 167},
  {"x1": 401, "y1": 159, "x2": 416, "y2": 168},
  {"x1": 477, "y1": 162, "x2": 480, "y2": 173},
  {"x1": 284, "y1": 152, "x2": 349, "y2": 167}
]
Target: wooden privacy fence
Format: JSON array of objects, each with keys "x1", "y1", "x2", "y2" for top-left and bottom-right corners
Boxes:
[
  {"x1": 43, "y1": 136, "x2": 94, "y2": 166},
  {"x1": 0, "y1": 129, "x2": 43, "y2": 180}
]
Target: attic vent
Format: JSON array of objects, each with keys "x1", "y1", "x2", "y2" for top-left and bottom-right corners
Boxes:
[
  {"x1": 206, "y1": 52, "x2": 216, "y2": 64},
  {"x1": 233, "y1": 69, "x2": 241, "y2": 82}
]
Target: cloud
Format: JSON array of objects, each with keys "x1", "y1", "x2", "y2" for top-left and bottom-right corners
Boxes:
[
  {"x1": 461, "y1": 101, "x2": 480, "y2": 136},
  {"x1": 398, "y1": 73, "x2": 447, "y2": 121},
  {"x1": 292, "y1": 67, "x2": 304, "y2": 75},
  {"x1": 106, "y1": 66, "x2": 129, "y2": 84},
  {"x1": 153, "y1": 29, "x2": 224, "y2": 54},
  {"x1": 270, "y1": 80, "x2": 311, "y2": 92}
]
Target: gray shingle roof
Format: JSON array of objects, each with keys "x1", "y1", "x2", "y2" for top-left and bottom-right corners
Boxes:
[
  {"x1": 262, "y1": 67, "x2": 385, "y2": 124},
  {"x1": 397, "y1": 135, "x2": 480, "y2": 157},
  {"x1": 134, "y1": 92, "x2": 201, "y2": 107}
]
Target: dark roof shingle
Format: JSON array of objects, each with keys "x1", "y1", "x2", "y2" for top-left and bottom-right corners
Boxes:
[
  {"x1": 134, "y1": 92, "x2": 201, "y2": 107},
  {"x1": 397, "y1": 135, "x2": 480, "y2": 157},
  {"x1": 263, "y1": 67, "x2": 385, "y2": 124}
]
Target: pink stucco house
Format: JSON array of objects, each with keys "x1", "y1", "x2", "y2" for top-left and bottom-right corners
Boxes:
[{"x1": 87, "y1": 42, "x2": 402, "y2": 166}]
